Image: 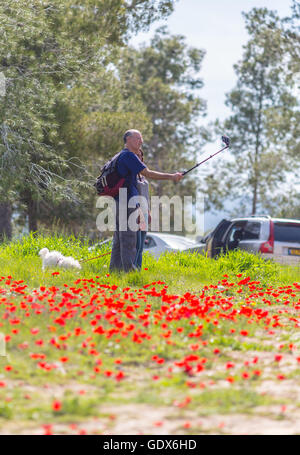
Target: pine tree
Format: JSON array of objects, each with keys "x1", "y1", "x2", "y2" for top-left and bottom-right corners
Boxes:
[
  {"x1": 118, "y1": 27, "x2": 207, "y2": 229},
  {"x1": 0, "y1": 0, "x2": 175, "y2": 235},
  {"x1": 203, "y1": 8, "x2": 299, "y2": 216}
]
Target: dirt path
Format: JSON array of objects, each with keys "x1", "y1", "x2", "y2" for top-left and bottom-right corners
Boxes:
[{"x1": 1, "y1": 401, "x2": 300, "y2": 435}]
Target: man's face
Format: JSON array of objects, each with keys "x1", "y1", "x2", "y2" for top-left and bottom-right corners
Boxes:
[{"x1": 127, "y1": 132, "x2": 143, "y2": 150}]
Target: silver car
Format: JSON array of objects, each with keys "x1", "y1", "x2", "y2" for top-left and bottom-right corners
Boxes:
[
  {"x1": 204, "y1": 216, "x2": 300, "y2": 263},
  {"x1": 143, "y1": 233, "x2": 198, "y2": 258}
]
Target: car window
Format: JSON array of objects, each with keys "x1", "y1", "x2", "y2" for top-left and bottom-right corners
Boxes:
[
  {"x1": 242, "y1": 222, "x2": 261, "y2": 240},
  {"x1": 227, "y1": 225, "x2": 244, "y2": 242},
  {"x1": 226, "y1": 221, "x2": 260, "y2": 242},
  {"x1": 144, "y1": 236, "x2": 157, "y2": 249},
  {"x1": 274, "y1": 223, "x2": 300, "y2": 243}
]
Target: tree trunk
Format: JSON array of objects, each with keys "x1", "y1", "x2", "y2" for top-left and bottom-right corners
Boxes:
[
  {"x1": 0, "y1": 202, "x2": 12, "y2": 241},
  {"x1": 252, "y1": 184, "x2": 257, "y2": 215},
  {"x1": 252, "y1": 73, "x2": 264, "y2": 216},
  {"x1": 25, "y1": 193, "x2": 38, "y2": 233}
]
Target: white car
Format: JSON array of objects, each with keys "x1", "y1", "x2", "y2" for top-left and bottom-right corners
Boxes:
[
  {"x1": 143, "y1": 233, "x2": 200, "y2": 258},
  {"x1": 88, "y1": 238, "x2": 112, "y2": 251},
  {"x1": 89, "y1": 233, "x2": 203, "y2": 259}
]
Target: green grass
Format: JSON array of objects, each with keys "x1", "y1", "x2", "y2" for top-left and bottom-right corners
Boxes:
[
  {"x1": 0, "y1": 233, "x2": 299, "y2": 434},
  {"x1": 190, "y1": 387, "x2": 276, "y2": 415},
  {"x1": 0, "y1": 232, "x2": 299, "y2": 291}
]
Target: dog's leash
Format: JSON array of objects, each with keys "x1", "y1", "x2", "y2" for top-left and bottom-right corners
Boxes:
[{"x1": 79, "y1": 251, "x2": 112, "y2": 264}]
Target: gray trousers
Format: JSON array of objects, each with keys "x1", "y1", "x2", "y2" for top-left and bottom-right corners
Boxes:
[{"x1": 109, "y1": 201, "x2": 138, "y2": 272}]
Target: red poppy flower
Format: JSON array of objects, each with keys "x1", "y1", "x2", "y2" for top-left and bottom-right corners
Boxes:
[
  {"x1": 104, "y1": 370, "x2": 113, "y2": 377},
  {"x1": 157, "y1": 358, "x2": 165, "y2": 364},
  {"x1": 60, "y1": 357, "x2": 69, "y2": 363},
  {"x1": 52, "y1": 400, "x2": 62, "y2": 411},
  {"x1": 115, "y1": 371, "x2": 125, "y2": 381},
  {"x1": 35, "y1": 339, "x2": 44, "y2": 346},
  {"x1": 277, "y1": 374, "x2": 286, "y2": 380},
  {"x1": 154, "y1": 421, "x2": 163, "y2": 427},
  {"x1": 253, "y1": 370, "x2": 261, "y2": 376},
  {"x1": 43, "y1": 424, "x2": 53, "y2": 435}
]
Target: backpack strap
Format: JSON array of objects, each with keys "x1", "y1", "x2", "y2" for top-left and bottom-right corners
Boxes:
[{"x1": 101, "y1": 151, "x2": 122, "y2": 173}]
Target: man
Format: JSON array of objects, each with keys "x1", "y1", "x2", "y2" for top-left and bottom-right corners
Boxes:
[{"x1": 109, "y1": 129, "x2": 183, "y2": 272}]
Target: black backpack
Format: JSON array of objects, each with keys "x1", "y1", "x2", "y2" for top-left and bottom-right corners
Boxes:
[{"x1": 94, "y1": 152, "x2": 126, "y2": 197}]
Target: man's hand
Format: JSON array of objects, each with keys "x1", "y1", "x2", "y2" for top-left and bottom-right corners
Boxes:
[{"x1": 172, "y1": 172, "x2": 184, "y2": 182}]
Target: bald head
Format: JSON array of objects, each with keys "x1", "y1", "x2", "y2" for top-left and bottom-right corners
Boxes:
[
  {"x1": 123, "y1": 129, "x2": 143, "y2": 153},
  {"x1": 123, "y1": 129, "x2": 142, "y2": 144}
]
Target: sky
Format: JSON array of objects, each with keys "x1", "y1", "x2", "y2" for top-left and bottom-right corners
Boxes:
[
  {"x1": 130, "y1": 0, "x2": 295, "y2": 232},
  {"x1": 131, "y1": 0, "x2": 292, "y2": 122}
]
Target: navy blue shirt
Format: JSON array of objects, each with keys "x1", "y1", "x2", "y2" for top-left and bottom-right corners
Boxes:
[{"x1": 115, "y1": 148, "x2": 146, "y2": 201}]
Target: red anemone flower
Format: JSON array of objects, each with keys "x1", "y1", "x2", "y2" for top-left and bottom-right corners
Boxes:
[{"x1": 52, "y1": 400, "x2": 62, "y2": 411}]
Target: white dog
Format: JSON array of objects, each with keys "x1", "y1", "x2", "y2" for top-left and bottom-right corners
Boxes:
[{"x1": 39, "y1": 248, "x2": 81, "y2": 270}]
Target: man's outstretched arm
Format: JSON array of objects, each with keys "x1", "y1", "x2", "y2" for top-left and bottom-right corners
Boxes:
[{"x1": 141, "y1": 168, "x2": 183, "y2": 182}]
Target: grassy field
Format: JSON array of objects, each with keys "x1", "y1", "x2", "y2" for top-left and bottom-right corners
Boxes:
[{"x1": 0, "y1": 233, "x2": 299, "y2": 435}]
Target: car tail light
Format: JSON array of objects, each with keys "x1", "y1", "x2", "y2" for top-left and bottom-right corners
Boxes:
[{"x1": 259, "y1": 220, "x2": 274, "y2": 254}]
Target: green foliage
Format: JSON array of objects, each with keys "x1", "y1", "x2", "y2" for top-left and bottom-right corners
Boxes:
[
  {"x1": 54, "y1": 26, "x2": 208, "y2": 237},
  {"x1": 125, "y1": 0, "x2": 177, "y2": 33},
  {"x1": 191, "y1": 388, "x2": 274, "y2": 415},
  {"x1": 151, "y1": 248, "x2": 292, "y2": 285},
  {"x1": 58, "y1": 74, "x2": 153, "y2": 163},
  {"x1": 0, "y1": 403, "x2": 13, "y2": 419},
  {"x1": 202, "y1": 7, "x2": 300, "y2": 215},
  {"x1": 267, "y1": 191, "x2": 300, "y2": 219},
  {"x1": 52, "y1": 396, "x2": 98, "y2": 417},
  {"x1": 0, "y1": 231, "x2": 90, "y2": 258},
  {"x1": 0, "y1": 0, "x2": 176, "y2": 234},
  {"x1": 118, "y1": 27, "x2": 207, "y2": 214},
  {"x1": 0, "y1": 234, "x2": 298, "y2": 289}
]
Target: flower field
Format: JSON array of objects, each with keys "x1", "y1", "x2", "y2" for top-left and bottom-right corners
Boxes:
[{"x1": 0, "y1": 234, "x2": 299, "y2": 435}]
